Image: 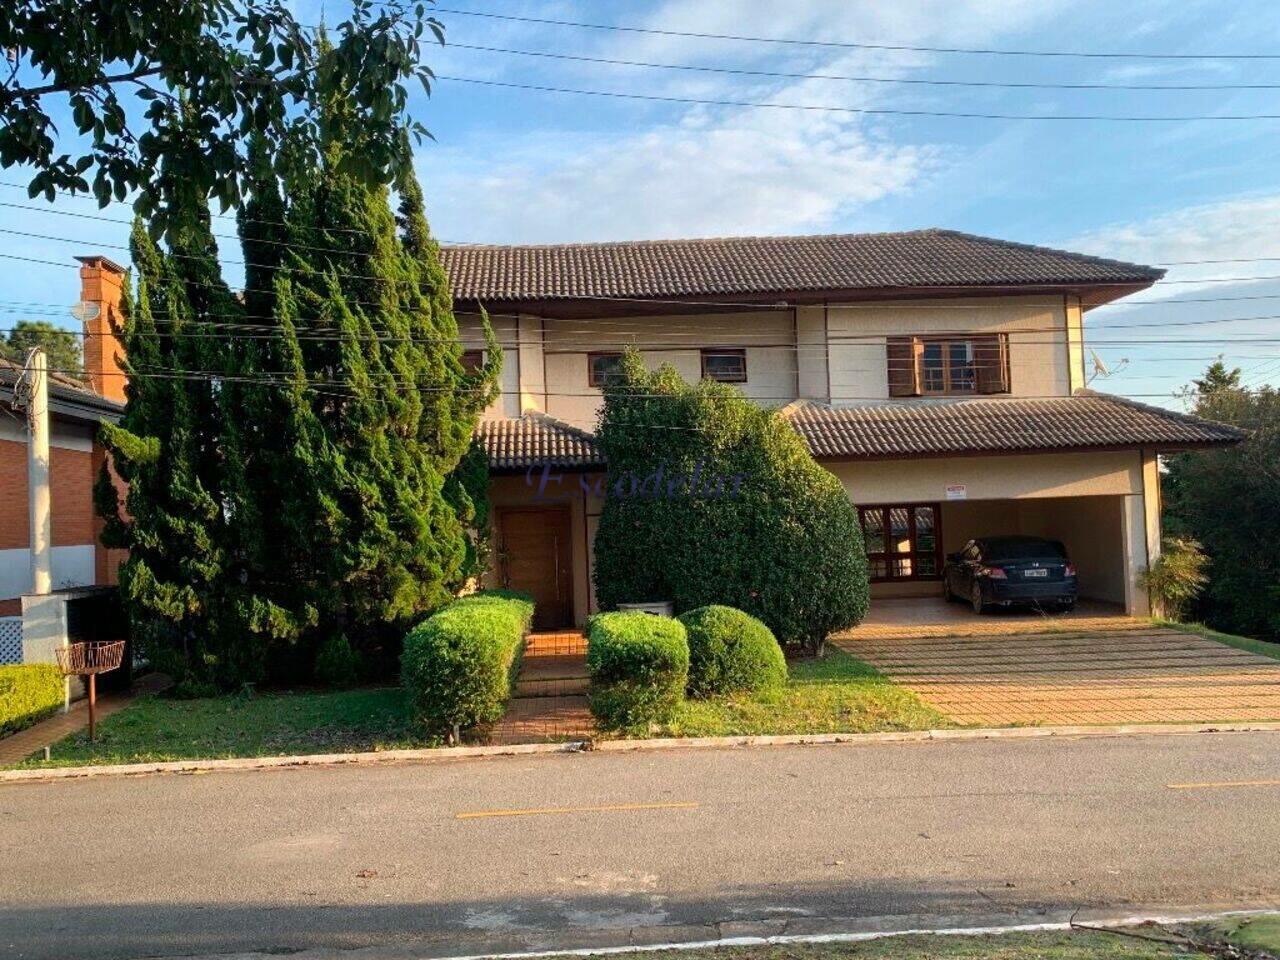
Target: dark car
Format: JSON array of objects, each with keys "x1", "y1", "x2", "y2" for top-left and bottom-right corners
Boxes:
[{"x1": 943, "y1": 536, "x2": 1077, "y2": 614}]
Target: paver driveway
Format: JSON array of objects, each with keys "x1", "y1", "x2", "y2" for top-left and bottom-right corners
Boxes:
[{"x1": 837, "y1": 625, "x2": 1280, "y2": 726}]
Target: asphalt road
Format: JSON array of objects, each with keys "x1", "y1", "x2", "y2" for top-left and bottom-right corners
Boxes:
[{"x1": 2, "y1": 732, "x2": 1280, "y2": 960}]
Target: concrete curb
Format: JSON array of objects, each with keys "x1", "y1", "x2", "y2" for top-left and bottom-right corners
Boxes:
[
  {"x1": 588, "y1": 720, "x2": 1280, "y2": 753},
  {"x1": 0, "y1": 740, "x2": 587, "y2": 783},
  {"x1": 6, "y1": 719, "x2": 1280, "y2": 784}
]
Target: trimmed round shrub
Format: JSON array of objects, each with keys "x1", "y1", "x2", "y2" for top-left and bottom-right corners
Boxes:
[
  {"x1": 679, "y1": 605, "x2": 786, "y2": 697},
  {"x1": 586, "y1": 612, "x2": 689, "y2": 731},
  {"x1": 400, "y1": 591, "x2": 534, "y2": 737}
]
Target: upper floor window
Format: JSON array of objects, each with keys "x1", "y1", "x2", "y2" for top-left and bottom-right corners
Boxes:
[
  {"x1": 460, "y1": 349, "x2": 485, "y2": 374},
  {"x1": 887, "y1": 333, "x2": 1009, "y2": 397},
  {"x1": 701, "y1": 348, "x2": 747, "y2": 383},
  {"x1": 588, "y1": 352, "x2": 625, "y2": 388}
]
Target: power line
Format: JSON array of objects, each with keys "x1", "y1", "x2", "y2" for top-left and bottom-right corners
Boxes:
[
  {"x1": 447, "y1": 41, "x2": 1280, "y2": 91},
  {"x1": 435, "y1": 7, "x2": 1280, "y2": 61},
  {"x1": 25, "y1": 362, "x2": 1218, "y2": 403},
  {"x1": 10, "y1": 193, "x2": 1280, "y2": 270},
  {"x1": 434, "y1": 73, "x2": 1280, "y2": 122},
  {"x1": 4, "y1": 308, "x2": 1280, "y2": 348}
]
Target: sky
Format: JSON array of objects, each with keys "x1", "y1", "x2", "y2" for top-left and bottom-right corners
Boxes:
[{"x1": 4, "y1": 0, "x2": 1280, "y2": 408}]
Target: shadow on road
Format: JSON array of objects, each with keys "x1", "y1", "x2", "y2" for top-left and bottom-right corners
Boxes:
[{"x1": 1, "y1": 879, "x2": 1073, "y2": 960}]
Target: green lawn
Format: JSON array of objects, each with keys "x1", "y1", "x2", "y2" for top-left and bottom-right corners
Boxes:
[
  {"x1": 656, "y1": 648, "x2": 949, "y2": 738},
  {"x1": 14, "y1": 686, "x2": 430, "y2": 768},
  {"x1": 1199, "y1": 913, "x2": 1280, "y2": 953},
  {"x1": 537, "y1": 920, "x2": 1278, "y2": 960},
  {"x1": 1157, "y1": 619, "x2": 1280, "y2": 661}
]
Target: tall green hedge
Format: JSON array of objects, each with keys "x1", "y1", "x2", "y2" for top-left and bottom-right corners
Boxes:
[
  {"x1": 400, "y1": 591, "x2": 534, "y2": 738},
  {"x1": 586, "y1": 612, "x2": 689, "y2": 730},
  {"x1": 679, "y1": 605, "x2": 787, "y2": 697},
  {"x1": 0, "y1": 664, "x2": 64, "y2": 738},
  {"x1": 1163, "y1": 364, "x2": 1280, "y2": 640},
  {"x1": 593, "y1": 351, "x2": 869, "y2": 650}
]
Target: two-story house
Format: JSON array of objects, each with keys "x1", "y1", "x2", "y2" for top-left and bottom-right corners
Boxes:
[{"x1": 444, "y1": 230, "x2": 1243, "y2": 630}]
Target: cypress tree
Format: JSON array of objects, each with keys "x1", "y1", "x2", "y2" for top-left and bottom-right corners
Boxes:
[
  {"x1": 274, "y1": 131, "x2": 496, "y2": 666},
  {"x1": 96, "y1": 221, "x2": 231, "y2": 692},
  {"x1": 97, "y1": 100, "x2": 499, "y2": 686}
]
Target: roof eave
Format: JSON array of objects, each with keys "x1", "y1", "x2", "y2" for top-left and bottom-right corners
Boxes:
[
  {"x1": 809, "y1": 437, "x2": 1244, "y2": 462},
  {"x1": 454, "y1": 279, "x2": 1162, "y2": 318}
]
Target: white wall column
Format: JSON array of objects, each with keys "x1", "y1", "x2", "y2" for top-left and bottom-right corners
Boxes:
[
  {"x1": 795, "y1": 305, "x2": 830, "y2": 402},
  {"x1": 25, "y1": 348, "x2": 52, "y2": 597},
  {"x1": 517, "y1": 313, "x2": 546, "y2": 414},
  {"x1": 1065, "y1": 294, "x2": 1087, "y2": 394},
  {"x1": 1122, "y1": 492, "x2": 1152, "y2": 617}
]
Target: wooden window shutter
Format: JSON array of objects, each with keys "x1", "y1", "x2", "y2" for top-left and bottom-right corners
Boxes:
[
  {"x1": 975, "y1": 334, "x2": 1010, "y2": 394},
  {"x1": 887, "y1": 336, "x2": 922, "y2": 397}
]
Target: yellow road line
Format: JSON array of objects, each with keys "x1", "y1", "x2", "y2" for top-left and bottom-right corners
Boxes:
[
  {"x1": 1167, "y1": 779, "x2": 1280, "y2": 790},
  {"x1": 456, "y1": 801, "x2": 699, "y2": 819}
]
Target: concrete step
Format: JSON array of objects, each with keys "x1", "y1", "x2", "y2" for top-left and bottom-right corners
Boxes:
[
  {"x1": 524, "y1": 632, "x2": 587, "y2": 657},
  {"x1": 514, "y1": 675, "x2": 590, "y2": 698}
]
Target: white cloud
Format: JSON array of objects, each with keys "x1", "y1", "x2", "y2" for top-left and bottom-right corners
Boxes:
[
  {"x1": 1067, "y1": 193, "x2": 1280, "y2": 291},
  {"x1": 423, "y1": 86, "x2": 932, "y2": 242},
  {"x1": 420, "y1": 0, "x2": 1072, "y2": 242}
]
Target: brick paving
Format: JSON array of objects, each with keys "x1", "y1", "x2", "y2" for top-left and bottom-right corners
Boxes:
[
  {"x1": 0, "y1": 673, "x2": 171, "y2": 766},
  {"x1": 490, "y1": 631, "x2": 595, "y2": 744},
  {"x1": 837, "y1": 625, "x2": 1280, "y2": 726}
]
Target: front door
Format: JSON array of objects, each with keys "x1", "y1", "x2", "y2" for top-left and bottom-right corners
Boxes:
[{"x1": 498, "y1": 507, "x2": 573, "y2": 630}]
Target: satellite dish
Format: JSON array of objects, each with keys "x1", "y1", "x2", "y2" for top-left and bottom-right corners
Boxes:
[
  {"x1": 70, "y1": 301, "x2": 100, "y2": 323},
  {"x1": 1090, "y1": 350, "x2": 1109, "y2": 378}
]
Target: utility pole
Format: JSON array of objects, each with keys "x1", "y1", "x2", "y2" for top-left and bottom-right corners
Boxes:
[{"x1": 21, "y1": 347, "x2": 52, "y2": 596}]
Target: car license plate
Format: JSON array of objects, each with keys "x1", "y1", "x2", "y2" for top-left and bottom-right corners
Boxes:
[{"x1": 1024, "y1": 569, "x2": 1049, "y2": 578}]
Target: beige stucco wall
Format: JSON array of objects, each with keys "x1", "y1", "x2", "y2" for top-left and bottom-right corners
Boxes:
[
  {"x1": 795, "y1": 305, "x2": 829, "y2": 402},
  {"x1": 469, "y1": 294, "x2": 1161, "y2": 621},
  {"x1": 473, "y1": 293, "x2": 1080, "y2": 426},
  {"x1": 458, "y1": 311, "x2": 521, "y2": 419},
  {"x1": 534, "y1": 311, "x2": 798, "y2": 429},
  {"x1": 824, "y1": 295, "x2": 1071, "y2": 402},
  {"x1": 826, "y1": 450, "x2": 1144, "y2": 504}
]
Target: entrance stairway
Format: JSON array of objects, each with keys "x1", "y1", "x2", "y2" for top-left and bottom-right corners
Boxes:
[{"x1": 491, "y1": 631, "x2": 595, "y2": 744}]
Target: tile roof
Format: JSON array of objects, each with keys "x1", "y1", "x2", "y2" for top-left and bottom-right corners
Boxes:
[
  {"x1": 0, "y1": 357, "x2": 123, "y2": 422},
  {"x1": 441, "y1": 229, "x2": 1162, "y2": 303},
  {"x1": 477, "y1": 413, "x2": 604, "y2": 471},
  {"x1": 477, "y1": 394, "x2": 1242, "y2": 470},
  {"x1": 785, "y1": 393, "x2": 1246, "y2": 459}
]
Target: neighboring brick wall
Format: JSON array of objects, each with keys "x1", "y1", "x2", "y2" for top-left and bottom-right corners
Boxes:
[
  {"x1": 51, "y1": 446, "x2": 94, "y2": 547},
  {"x1": 0, "y1": 438, "x2": 28, "y2": 550},
  {"x1": 1, "y1": 436, "x2": 111, "y2": 606},
  {"x1": 92, "y1": 442, "x2": 128, "y2": 586},
  {"x1": 1, "y1": 442, "x2": 95, "y2": 551}
]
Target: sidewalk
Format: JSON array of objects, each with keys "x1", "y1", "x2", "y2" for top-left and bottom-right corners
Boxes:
[{"x1": 0, "y1": 673, "x2": 170, "y2": 766}]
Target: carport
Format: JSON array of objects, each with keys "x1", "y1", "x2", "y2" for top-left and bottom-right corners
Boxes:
[
  {"x1": 939, "y1": 495, "x2": 1127, "y2": 606},
  {"x1": 788, "y1": 394, "x2": 1245, "y2": 620},
  {"x1": 826, "y1": 448, "x2": 1161, "y2": 616}
]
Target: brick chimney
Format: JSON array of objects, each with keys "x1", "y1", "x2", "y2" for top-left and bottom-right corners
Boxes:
[{"x1": 75, "y1": 255, "x2": 127, "y2": 403}]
